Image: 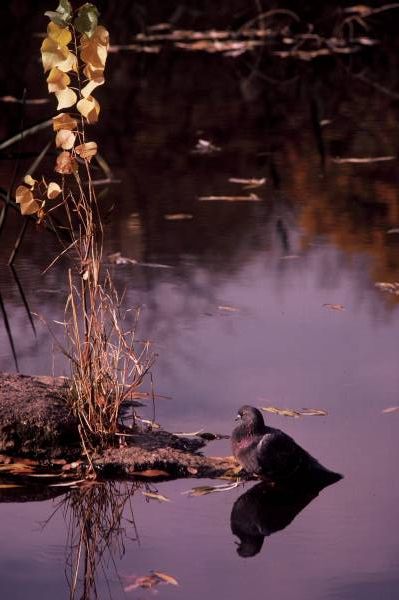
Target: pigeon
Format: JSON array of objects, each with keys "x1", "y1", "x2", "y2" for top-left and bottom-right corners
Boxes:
[{"x1": 232, "y1": 405, "x2": 342, "y2": 485}]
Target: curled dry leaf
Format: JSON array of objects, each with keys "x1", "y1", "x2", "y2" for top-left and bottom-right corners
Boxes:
[
  {"x1": 261, "y1": 406, "x2": 327, "y2": 418},
  {"x1": 81, "y1": 25, "x2": 109, "y2": 69},
  {"x1": 55, "y1": 87, "x2": 77, "y2": 110},
  {"x1": 47, "y1": 182, "x2": 62, "y2": 199},
  {"x1": 153, "y1": 572, "x2": 179, "y2": 586},
  {"x1": 55, "y1": 150, "x2": 77, "y2": 175},
  {"x1": 323, "y1": 303, "x2": 345, "y2": 311},
  {"x1": 75, "y1": 141, "x2": 98, "y2": 161},
  {"x1": 55, "y1": 128, "x2": 76, "y2": 150},
  {"x1": 47, "y1": 21, "x2": 72, "y2": 46},
  {"x1": 47, "y1": 66, "x2": 70, "y2": 92},
  {"x1": 23, "y1": 174, "x2": 37, "y2": 188},
  {"x1": 52, "y1": 112, "x2": 77, "y2": 131},
  {"x1": 15, "y1": 186, "x2": 41, "y2": 215},
  {"x1": 142, "y1": 491, "x2": 170, "y2": 502},
  {"x1": 81, "y1": 77, "x2": 104, "y2": 98},
  {"x1": 41, "y1": 37, "x2": 69, "y2": 72},
  {"x1": 77, "y1": 96, "x2": 100, "y2": 123}
]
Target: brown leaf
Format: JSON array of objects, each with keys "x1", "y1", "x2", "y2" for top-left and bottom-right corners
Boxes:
[
  {"x1": 55, "y1": 151, "x2": 77, "y2": 175},
  {"x1": 142, "y1": 491, "x2": 170, "y2": 502},
  {"x1": 15, "y1": 186, "x2": 41, "y2": 215},
  {"x1": 47, "y1": 66, "x2": 70, "y2": 92},
  {"x1": 55, "y1": 128, "x2": 76, "y2": 150},
  {"x1": 77, "y1": 96, "x2": 100, "y2": 123},
  {"x1": 153, "y1": 572, "x2": 179, "y2": 586},
  {"x1": 47, "y1": 181, "x2": 62, "y2": 199},
  {"x1": 130, "y1": 469, "x2": 170, "y2": 478},
  {"x1": 52, "y1": 112, "x2": 78, "y2": 131},
  {"x1": 164, "y1": 213, "x2": 193, "y2": 221},
  {"x1": 55, "y1": 87, "x2": 77, "y2": 110},
  {"x1": 323, "y1": 304, "x2": 345, "y2": 311},
  {"x1": 75, "y1": 141, "x2": 98, "y2": 161}
]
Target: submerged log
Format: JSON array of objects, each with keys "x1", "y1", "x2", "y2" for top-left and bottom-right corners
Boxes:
[{"x1": 0, "y1": 373, "x2": 237, "y2": 479}]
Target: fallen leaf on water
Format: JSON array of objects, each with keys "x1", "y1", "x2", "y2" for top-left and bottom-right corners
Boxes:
[
  {"x1": 183, "y1": 481, "x2": 241, "y2": 497},
  {"x1": 192, "y1": 138, "x2": 221, "y2": 154},
  {"x1": 382, "y1": 406, "x2": 399, "y2": 414},
  {"x1": 299, "y1": 408, "x2": 328, "y2": 416},
  {"x1": 142, "y1": 491, "x2": 170, "y2": 502},
  {"x1": 199, "y1": 193, "x2": 261, "y2": 202},
  {"x1": 387, "y1": 228, "x2": 399, "y2": 234},
  {"x1": 261, "y1": 406, "x2": 300, "y2": 418},
  {"x1": 0, "y1": 463, "x2": 35, "y2": 474},
  {"x1": 153, "y1": 572, "x2": 179, "y2": 586},
  {"x1": 164, "y1": 213, "x2": 193, "y2": 221},
  {"x1": 130, "y1": 469, "x2": 170, "y2": 478},
  {"x1": 375, "y1": 282, "x2": 399, "y2": 295},
  {"x1": 332, "y1": 156, "x2": 395, "y2": 164},
  {"x1": 218, "y1": 305, "x2": 240, "y2": 312},
  {"x1": 124, "y1": 571, "x2": 178, "y2": 592},
  {"x1": 0, "y1": 483, "x2": 23, "y2": 489},
  {"x1": 280, "y1": 254, "x2": 300, "y2": 260},
  {"x1": 229, "y1": 177, "x2": 266, "y2": 189},
  {"x1": 323, "y1": 303, "x2": 345, "y2": 311}
]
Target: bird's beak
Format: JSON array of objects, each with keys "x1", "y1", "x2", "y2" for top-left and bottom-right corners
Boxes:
[{"x1": 235, "y1": 414, "x2": 241, "y2": 422}]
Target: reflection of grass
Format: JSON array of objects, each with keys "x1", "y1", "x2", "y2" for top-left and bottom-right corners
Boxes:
[{"x1": 61, "y1": 481, "x2": 141, "y2": 599}]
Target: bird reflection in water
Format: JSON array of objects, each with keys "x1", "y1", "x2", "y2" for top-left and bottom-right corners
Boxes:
[{"x1": 230, "y1": 473, "x2": 342, "y2": 558}]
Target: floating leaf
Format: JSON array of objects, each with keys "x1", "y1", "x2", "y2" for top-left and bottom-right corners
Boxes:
[
  {"x1": 75, "y1": 141, "x2": 98, "y2": 161},
  {"x1": 153, "y1": 572, "x2": 179, "y2": 586},
  {"x1": 45, "y1": 0, "x2": 72, "y2": 26},
  {"x1": 198, "y1": 194, "x2": 261, "y2": 202},
  {"x1": 0, "y1": 483, "x2": 23, "y2": 489},
  {"x1": 47, "y1": 21, "x2": 72, "y2": 46},
  {"x1": 77, "y1": 96, "x2": 100, "y2": 123},
  {"x1": 47, "y1": 182, "x2": 62, "y2": 199},
  {"x1": 55, "y1": 151, "x2": 77, "y2": 175},
  {"x1": 74, "y1": 3, "x2": 100, "y2": 37},
  {"x1": 55, "y1": 128, "x2": 76, "y2": 150},
  {"x1": 23, "y1": 174, "x2": 37, "y2": 188},
  {"x1": 261, "y1": 406, "x2": 327, "y2": 418},
  {"x1": 375, "y1": 282, "x2": 399, "y2": 296},
  {"x1": 55, "y1": 87, "x2": 77, "y2": 110},
  {"x1": 218, "y1": 305, "x2": 240, "y2": 312},
  {"x1": 299, "y1": 408, "x2": 328, "y2": 416},
  {"x1": 183, "y1": 481, "x2": 240, "y2": 496},
  {"x1": 130, "y1": 469, "x2": 170, "y2": 478},
  {"x1": 47, "y1": 67, "x2": 70, "y2": 92},
  {"x1": 382, "y1": 406, "x2": 399, "y2": 414},
  {"x1": 142, "y1": 491, "x2": 170, "y2": 502},
  {"x1": 164, "y1": 213, "x2": 193, "y2": 221},
  {"x1": 52, "y1": 112, "x2": 78, "y2": 131},
  {"x1": 323, "y1": 304, "x2": 345, "y2": 311},
  {"x1": 229, "y1": 177, "x2": 266, "y2": 189},
  {"x1": 15, "y1": 186, "x2": 41, "y2": 215}
]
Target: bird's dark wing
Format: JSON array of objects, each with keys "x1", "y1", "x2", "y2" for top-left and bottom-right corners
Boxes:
[{"x1": 256, "y1": 430, "x2": 311, "y2": 481}]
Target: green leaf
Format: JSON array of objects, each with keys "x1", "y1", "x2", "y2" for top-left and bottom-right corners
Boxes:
[
  {"x1": 74, "y1": 3, "x2": 100, "y2": 38},
  {"x1": 45, "y1": 0, "x2": 72, "y2": 26}
]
